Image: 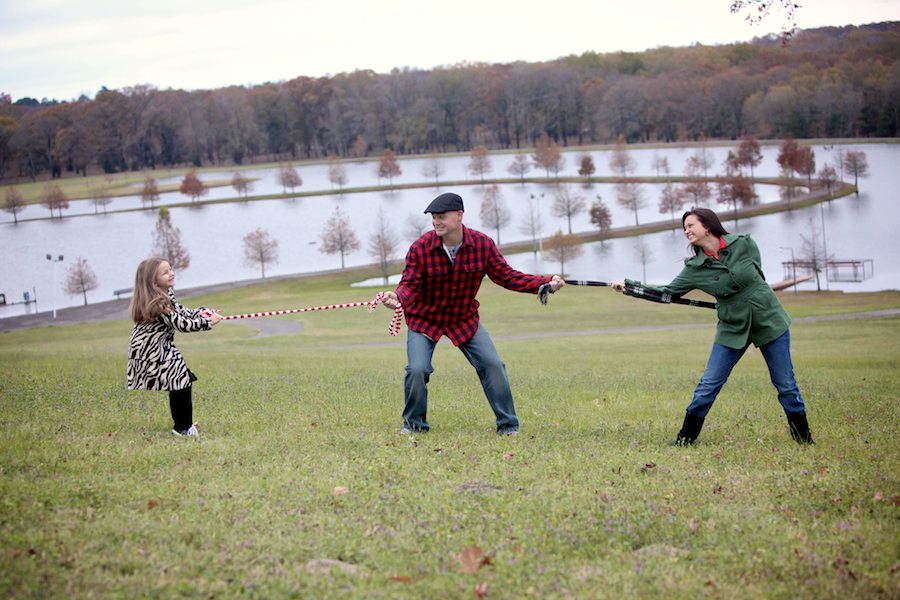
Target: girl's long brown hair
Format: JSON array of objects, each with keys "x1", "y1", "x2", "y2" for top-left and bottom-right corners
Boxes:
[{"x1": 129, "y1": 257, "x2": 172, "y2": 323}]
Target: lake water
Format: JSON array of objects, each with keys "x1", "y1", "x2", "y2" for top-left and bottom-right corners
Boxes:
[{"x1": 1, "y1": 143, "x2": 897, "y2": 320}]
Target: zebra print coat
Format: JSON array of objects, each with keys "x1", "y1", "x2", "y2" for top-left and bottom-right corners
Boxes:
[{"x1": 127, "y1": 289, "x2": 212, "y2": 391}]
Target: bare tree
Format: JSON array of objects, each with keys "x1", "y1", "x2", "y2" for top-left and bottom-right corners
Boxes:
[
  {"x1": 551, "y1": 184, "x2": 587, "y2": 234},
  {"x1": 319, "y1": 206, "x2": 360, "y2": 269},
  {"x1": 736, "y1": 136, "x2": 763, "y2": 184},
  {"x1": 64, "y1": 256, "x2": 99, "y2": 306},
  {"x1": 152, "y1": 207, "x2": 191, "y2": 271},
  {"x1": 231, "y1": 172, "x2": 253, "y2": 198},
  {"x1": 243, "y1": 228, "x2": 279, "y2": 278},
  {"x1": 377, "y1": 149, "x2": 402, "y2": 187},
  {"x1": 404, "y1": 212, "x2": 431, "y2": 242},
  {"x1": 543, "y1": 229, "x2": 584, "y2": 276},
  {"x1": 730, "y1": 0, "x2": 801, "y2": 42},
  {"x1": 616, "y1": 180, "x2": 647, "y2": 226},
  {"x1": 42, "y1": 184, "x2": 69, "y2": 219},
  {"x1": 717, "y1": 173, "x2": 757, "y2": 228},
  {"x1": 4, "y1": 186, "x2": 25, "y2": 224},
  {"x1": 179, "y1": 170, "x2": 208, "y2": 202},
  {"x1": 368, "y1": 207, "x2": 399, "y2": 284},
  {"x1": 479, "y1": 184, "x2": 511, "y2": 244},
  {"x1": 634, "y1": 238, "x2": 653, "y2": 283},
  {"x1": 507, "y1": 153, "x2": 532, "y2": 184},
  {"x1": 658, "y1": 182, "x2": 686, "y2": 227},
  {"x1": 652, "y1": 154, "x2": 670, "y2": 178},
  {"x1": 89, "y1": 183, "x2": 112, "y2": 214},
  {"x1": 608, "y1": 139, "x2": 637, "y2": 179},
  {"x1": 842, "y1": 150, "x2": 869, "y2": 193},
  {"x1": 818, "y1": 164, "x2": 838, "y2": 198},
  {"x1": 278, "y1": 163, "x2": 302, "y2": 195},
  {"x1": 683, "y1": 154, "x2": 712, "y2": 207},
  {"x1": 688, "y1": 141, "x2": 715, "y2": 178},
  {"x1": 327, "y1": 156, "x2": 348, "y2": 193},
  {"x1": 142, "y1": 176, "x2": 160, "y2": 208},
  {"x1": 421, "y1": 154, "x2": 444, "y2": 187},
  {"x1": 799, "y1": 216, "x2": 829, "y2": 291},
  {"x1": 519, "y1": 194, "x2": 544, "y2": 258},
  {"x1": 468, "y1": 145, "x2": 492, "y2": 183}
]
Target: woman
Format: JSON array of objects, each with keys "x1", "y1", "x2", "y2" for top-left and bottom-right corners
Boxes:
[{"x1": 611, "y1": 208, "x2": 814, "y2": 445}]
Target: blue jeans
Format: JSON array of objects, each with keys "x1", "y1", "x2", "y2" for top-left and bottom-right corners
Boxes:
[
  {"x1": 686, "y1": 329, "x2": 806, "y2": 419},
  {"x1": 403, "y1": 324, "x2": 519, "y2": 433}
]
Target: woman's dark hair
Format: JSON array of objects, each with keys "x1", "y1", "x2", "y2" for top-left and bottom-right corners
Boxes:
[{"x1": 682, "y1": 207, "x2": 729, "y2": 255}]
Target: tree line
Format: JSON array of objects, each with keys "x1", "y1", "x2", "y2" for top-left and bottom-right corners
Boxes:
[{"x1": 0, "y1": 21, "x2": 896, "y2": 183}]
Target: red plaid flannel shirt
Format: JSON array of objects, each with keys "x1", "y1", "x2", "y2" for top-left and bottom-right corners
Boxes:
[{"x1": 395, "y1": 225, "x2": 550, "y2": 345}]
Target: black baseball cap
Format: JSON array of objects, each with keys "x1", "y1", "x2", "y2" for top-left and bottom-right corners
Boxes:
[{"x1": 424, "y1": 192, "x2": 464, "y2": 213}]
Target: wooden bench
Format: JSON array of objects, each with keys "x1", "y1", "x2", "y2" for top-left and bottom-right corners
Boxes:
[{"x1": 113, "y1": 288, "x2": 133, "y2": 300}]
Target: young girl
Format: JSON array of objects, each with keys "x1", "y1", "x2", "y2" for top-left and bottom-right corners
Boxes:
[{"x1": 127, "y1": 257, "x2": 222, "y2": 437}]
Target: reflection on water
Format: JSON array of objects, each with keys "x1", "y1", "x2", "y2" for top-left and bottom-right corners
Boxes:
[{"x1": 1, "y1": 143, "x2": 897, "y2": 319}]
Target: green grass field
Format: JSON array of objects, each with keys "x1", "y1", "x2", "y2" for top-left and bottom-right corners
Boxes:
[{"x1": 1, "y1": 275, "x2": 898, "y2": 598}]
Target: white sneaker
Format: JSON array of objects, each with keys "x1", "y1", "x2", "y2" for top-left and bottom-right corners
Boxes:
[{"x1": 172, "y1": 423, "x2": 200, "y2": 438}]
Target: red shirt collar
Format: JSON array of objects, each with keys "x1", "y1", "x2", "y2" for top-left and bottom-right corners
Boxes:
[{"x1": 702, "y1": 237, "x2": 726, "y2": 258}]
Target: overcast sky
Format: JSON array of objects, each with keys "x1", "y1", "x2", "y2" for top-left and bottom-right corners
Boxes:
[{"x1": 2, "y1": 0, "x2": 898, "y2": 102}]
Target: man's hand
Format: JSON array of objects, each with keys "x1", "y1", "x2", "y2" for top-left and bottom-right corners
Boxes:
[
  {"x1": 610, "y1": 280, "x2": 626, "y2": 293},
  {"x1": 549, "y1": 275, "x2": 566, "y2": 292},
  {"x1": 381, "y1": 291, "x2": 400, "y2": 309}
]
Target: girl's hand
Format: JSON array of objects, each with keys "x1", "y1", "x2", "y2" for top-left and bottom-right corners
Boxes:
[
  {"x1": 610, "y1": 280, "x2": 626, "y2": 293},
  {"x1": 208, "y1": 311, "x2": 224, "y2": 326}
]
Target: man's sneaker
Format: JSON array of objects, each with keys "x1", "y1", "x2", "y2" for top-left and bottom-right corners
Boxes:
[
  {"x1": 498, "y1": 427, "x2": 519, "y2": 436},
  {"x1": 172, "y1": 423, "x2": 200, "y2": 438}
]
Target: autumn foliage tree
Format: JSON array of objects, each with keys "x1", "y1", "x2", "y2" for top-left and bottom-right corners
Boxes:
[
  {"x1": 532, "y1": 133, "x2": 564, "y2": 178},
  {"x1": 327, "y1": 156, "x2": 348, "y2": 192},
  {"x1": 152, "y1": 207, "x2": 191, "y2": 271},
  {"x1": 4, "y1": 186, "x2": 24, "y2": 224},
  {"x1": 42, "y1": 184, "x2": 69, "y2": 219},
  {"x1": 278, "y1": 163, "x2": 302, "y2": 194},
  {"x1": 242, "y1": 228, "x2": 279, "y2": 278},
  {"x1": 142, "y1": 176, "x2": 160, "y2": 208},
  {"x1": 319, "y1": 206, "x2": 360, "y2": 269},
  {"x1": 467, "y1": 145, "x2": 492, "y2": 183},
  {"x1": 543, "y1": 230, "x2": 584, "y2": 275},
  {"x1": 64, "y1": 257, "x2": 99, "y2": 305},
  {"x1": 179, "y1": 170, "x2": 207, "y2": 202},
  {"x1": 578, "y1": 154, "x2": 596, "y2": 177},
  {"x1": 589, "y1": 197, "x2": 613, "y2": 241},
  {"x1": 377, "y1": 149, "x2": 402, "y2": 187}
]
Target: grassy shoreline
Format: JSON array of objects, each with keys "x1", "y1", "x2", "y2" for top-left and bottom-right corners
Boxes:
[{"x1": 1, "y1": 279, "x2": 898, "y2": 597}]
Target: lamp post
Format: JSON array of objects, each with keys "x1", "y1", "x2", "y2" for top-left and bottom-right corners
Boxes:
[
  {"x1": 46, "y1": 254, "x2": 64, "y2": 318},
  {"x1": 529, "y1": 193, "x2": 544, "y2": 251},
  {"x1": 779, "y1": 247, "x2": 797, "y2": 294}
]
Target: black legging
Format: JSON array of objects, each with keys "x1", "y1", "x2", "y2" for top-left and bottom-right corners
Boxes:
[{"x1": 168, "y1": 386, "x2": 193, "y2": 432}]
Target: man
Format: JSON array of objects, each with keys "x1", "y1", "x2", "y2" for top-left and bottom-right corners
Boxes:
[{"x1": 380, "y1": 192, "x2": 565, "y2": 435}]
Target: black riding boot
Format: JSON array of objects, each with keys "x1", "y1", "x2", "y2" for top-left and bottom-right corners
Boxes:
[
  {"x1": 786, "y1": 411, "x2": 814, "y2": 444},
  {"x1": 673, "y1": 413, "x2": 705, "y2": 446}
]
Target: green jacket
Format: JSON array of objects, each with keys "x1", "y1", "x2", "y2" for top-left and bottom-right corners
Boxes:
[{"x1": 627, "y1": 234, "x2": 790, "y2": 349}]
